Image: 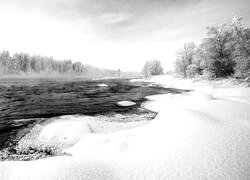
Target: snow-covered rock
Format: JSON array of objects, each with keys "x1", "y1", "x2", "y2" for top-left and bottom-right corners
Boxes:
[
  {"x1": 116, "y1": 101, "x2": 136, "y2": 107},
  {"x1": 38, "y1": 120, "x2": 92, "y2": 144},
  {"x1": 16, "y1": 115, "x2": 149, "y2": 152},
  {"x1": 97, "y1": 83, "x2": 108, "y2": 87}
]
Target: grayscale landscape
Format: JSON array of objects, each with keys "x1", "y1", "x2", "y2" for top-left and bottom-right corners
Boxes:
[{"x1": 0, "y1": 0, "x2": 249, "y2": 179}]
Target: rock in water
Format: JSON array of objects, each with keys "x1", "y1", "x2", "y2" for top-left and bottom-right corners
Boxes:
[
  {"x1": 97, "y1": 83, "x2": 108, "y2": 87},
  {"x1": 116, "y1": 101, "x2": 136, "y2": 107}
]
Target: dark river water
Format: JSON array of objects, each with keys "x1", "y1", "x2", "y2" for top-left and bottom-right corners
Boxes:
[{"x1": 0, "y1": 78, "x2": 188, "y2": 150}]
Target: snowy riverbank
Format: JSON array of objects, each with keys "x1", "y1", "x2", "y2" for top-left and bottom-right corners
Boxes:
[{"x1": 0, "y1": 75, "x2": 249, "y2": 180}]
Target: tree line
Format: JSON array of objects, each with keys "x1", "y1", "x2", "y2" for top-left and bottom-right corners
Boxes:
[
  {"x1": 0, "y1": 52, "x2": 118, "y2": 77},
  {"x1": 175, "y1": 17, "x2": 250, "y2": 79},
  {"x1": 142, "y1": 60, "x2": 164, "y2": 77}
]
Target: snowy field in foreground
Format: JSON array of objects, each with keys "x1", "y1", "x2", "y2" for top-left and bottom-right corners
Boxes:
[{"x1": 0, "y1": 76, "x2": 249, "y2": 180}]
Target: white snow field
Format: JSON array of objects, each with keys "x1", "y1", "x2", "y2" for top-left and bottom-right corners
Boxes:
[{"x1": 0, "y1": 76, "x2": 250, "y2": 180}]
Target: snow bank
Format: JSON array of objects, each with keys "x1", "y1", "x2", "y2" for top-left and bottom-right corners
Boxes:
[
  {"x1": 1, "y1": 77, "x2": 250, "y2": 180},
  {"x1": 15, "y1": 115, "x2": 150, "y2": 153}
]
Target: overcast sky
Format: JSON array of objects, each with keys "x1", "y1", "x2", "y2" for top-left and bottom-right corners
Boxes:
[{"x1": 0, "y1": 0, "x2": 249, "y2": 71}]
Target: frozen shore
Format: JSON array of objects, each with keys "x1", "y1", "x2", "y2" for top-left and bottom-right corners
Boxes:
[{"x1": 0, "y1": 75, "x2": 249, "y2": 180}]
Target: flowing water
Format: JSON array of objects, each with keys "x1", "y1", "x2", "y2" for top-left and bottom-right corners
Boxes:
[{"x1": 0, "y1": 77, "x2": 188, "y2": 150}]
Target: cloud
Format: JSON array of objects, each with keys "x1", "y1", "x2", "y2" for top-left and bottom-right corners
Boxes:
[
  {"x1": 99, "y1": 13, "x2": 131, "y2": 25},
  {"x1": 1, "y1": 0, "x2": 250, "y2": 43},
  {"x1": 0, "y1": 0, "x2": 250, "y2": 71},
  {"x1": 0, "y1": 0, "x2": 203, "y2": 40}
]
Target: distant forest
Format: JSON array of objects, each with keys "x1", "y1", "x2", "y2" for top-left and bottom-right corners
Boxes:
[
  {"x1": 175, "y1": 17, "x2": 250, "y2": 79},
  {"x1": 0, "y1": 51, "x2": 119, "y2": 77}
]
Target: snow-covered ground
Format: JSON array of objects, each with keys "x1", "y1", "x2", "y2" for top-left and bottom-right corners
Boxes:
[{"x1": 0, "y1": 75, "x2": 249, "y2": 180}]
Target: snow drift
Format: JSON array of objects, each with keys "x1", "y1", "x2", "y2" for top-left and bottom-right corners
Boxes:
[{"x1": 0, "y1": 83, "x2": 249, "y2": 180}]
